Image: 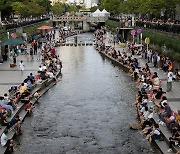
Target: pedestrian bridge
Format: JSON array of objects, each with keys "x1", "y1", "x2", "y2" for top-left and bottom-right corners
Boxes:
[{"x1": 52, "y1": 15, "x2": 108, "y2": 31}]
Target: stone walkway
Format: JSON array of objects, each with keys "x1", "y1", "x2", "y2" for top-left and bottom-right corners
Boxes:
[
  {"x1": 0, "y1": 54, "x2": 41, "y2": 96},
  {"x1": 105, "y1": 32, "x2": 180, "y2": 111}
]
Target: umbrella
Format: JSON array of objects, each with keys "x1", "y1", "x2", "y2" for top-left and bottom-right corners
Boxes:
[
  {"x1": 0, "y1": 38, "x2": 24, "y2": 46},
  {"x1": 37, "y1": 26, "x2": 54, "y2": 30}
]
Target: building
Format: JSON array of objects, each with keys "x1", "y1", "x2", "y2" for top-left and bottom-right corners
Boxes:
[{"x1": 66, "y1": 0, "x2": 98, "y2": 8}]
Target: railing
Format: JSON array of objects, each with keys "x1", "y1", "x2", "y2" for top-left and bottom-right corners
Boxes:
[
  {"x1": 53, "y1": 16, "x2": 108, "y2": 23},
  {"x1": 53, "y1": 16, "x2": 85, "y2": 21},
  {"x1": 136, "y1": 21, "x2": 180, "y2": 34},
  {"x1": 2, "y1": 18, "x2": 50, "y2": 30}
]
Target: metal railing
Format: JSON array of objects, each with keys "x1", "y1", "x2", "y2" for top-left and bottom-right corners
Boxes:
[
  {"x1": 2, "y1": 18, "x2": 50, "y2": 30},
  {"x1": 136, "y1": 21, "x2": 180, "y2": 34}
]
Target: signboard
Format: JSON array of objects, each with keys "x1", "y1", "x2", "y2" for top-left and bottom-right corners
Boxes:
[{"x1": 145, "y1": 37, "x2": 150, "y2": 44}]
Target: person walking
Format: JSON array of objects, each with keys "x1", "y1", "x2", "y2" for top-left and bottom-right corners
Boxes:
[
  {"x1": 13, "y1": 53, "x2": 17, "y2": 65},
  {"x1": 19, "y1": 60, "x2": 25, "y2": 73},
  {"x1": 34, "y1": 41, "x2": 37, "y2": 55},
  {"x1": 157, "y1": 54, "x2": 161, "y2": 69},
  {"x1": 37, "y1": 48, "x2": 41, "y2": 60},
  {"x1": 30, "y1": 48, "x2": 34, "y2": 61},
  {"x1": 167, "y1": 69, "x2": 173, "y2": 92},
  {"x1": 153, "y1": 53, "x2": 158, "y2": 67},
  {"x1": 147, "y1": 49, "x2": 152, "y2": 63},
  {"x1": 26, "y1": 48, "x2": 30, "y2": 62}
]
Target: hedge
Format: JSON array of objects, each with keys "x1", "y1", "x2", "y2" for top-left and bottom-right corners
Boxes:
[{"x1": 142, "y1": 30, "x2": 180, "y2": 61}]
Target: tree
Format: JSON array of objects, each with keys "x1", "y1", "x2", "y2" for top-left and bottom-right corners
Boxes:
[
  {"x1": 90, "y1": 6, "x2": 98, "y2": 12},
  {"x1": 51, "y1": 2, "x2": 64, "y2": 15},
  {"x1": 99, "y1": 0, "x2": 124, "y2": 15},
  {"x1": 12, "y1": 2, "x2": 28, "y2": 17},
  {"x1": 66, "y1": 4, "x2": 78, "y2": 12},
  {"x1": 0, "y1": 0, "x2": 14, "y2": 19},
  {"x1": 35, "y1": 0, "x2": 51, "y2": 13}
]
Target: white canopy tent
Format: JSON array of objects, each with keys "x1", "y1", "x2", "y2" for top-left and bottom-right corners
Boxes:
[
  {"x1": 92, "y1": 9, "x2": 102, "y2": 17},
  {"x1": 101, "y1": 9, "x2": 110, "y2": 17}
]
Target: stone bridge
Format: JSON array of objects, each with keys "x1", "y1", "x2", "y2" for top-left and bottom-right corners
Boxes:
[{"x1": 52, "y1": 15, "x2": 108, "y2": 31}]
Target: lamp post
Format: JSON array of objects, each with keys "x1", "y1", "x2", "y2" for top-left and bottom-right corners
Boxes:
[
  {"x1": 140, "y1": 33, "x2": 143, "y2": 51},
  {"x1": 145, "y1": 37, "x2": 150, "y2": 52}
]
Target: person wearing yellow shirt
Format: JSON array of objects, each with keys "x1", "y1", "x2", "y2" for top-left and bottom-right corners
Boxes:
[
  {"x1": 175, "y1": 110, "x2": 180, "y2": 125},
  {"x1": 19, "y1": 83, "x2": 27, "y2": 94}
]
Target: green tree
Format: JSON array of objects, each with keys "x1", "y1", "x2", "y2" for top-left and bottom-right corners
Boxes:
[
  {"x1": 0, "y1": 0, "x2": 14, "y2": 19},
  {"x1": 51, "y1": 2, "x2": 64, "y2": 15},
  {"x1": 66, "y1": 4, "x2": 78, "y2": 12},
  {"x1": 35, "y1": 0, "x2": 51, "y2": 12},
  {"x1": 99, "y1": 0, "x2": 124, "y2": 15}
]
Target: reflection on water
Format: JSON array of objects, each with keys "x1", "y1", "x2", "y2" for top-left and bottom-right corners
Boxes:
[{"x1": 15, "y1": 33, "x2": 159, "y2": 154}]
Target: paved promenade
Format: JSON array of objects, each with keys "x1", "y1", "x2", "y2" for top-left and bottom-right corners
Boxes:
[
  {"x1": 105, "y1": 32, "x2": 180, "y2": 111},
  {"x1": 0, "y1": 52, "x2": 41, "y2": 96}
]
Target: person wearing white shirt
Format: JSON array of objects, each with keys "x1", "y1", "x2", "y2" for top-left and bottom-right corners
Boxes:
[
  {"x1": 42, "y1": 64, "x2": 47, "y2": 71},
  {"x1": 167, "y1": 70, "x2": 173, "y2": 92},
  {"x1": 39, "y1": 65, "x2": 43, "y2": 72},
  {"x1": 1, "y1": 130, "x2": 8, "y2": 146}
]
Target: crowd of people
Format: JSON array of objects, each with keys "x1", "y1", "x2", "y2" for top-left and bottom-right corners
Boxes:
[
  {"x1": 0, "y1": 29, "x2": 63, "y2": 153},
  {"x1": 94, "y1": 27, "x2": 180, "y2": 153}
]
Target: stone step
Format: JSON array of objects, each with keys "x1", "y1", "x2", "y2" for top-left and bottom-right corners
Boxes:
[
  {"x1": 155, "y1": 140, "x2": 174, "y2": 154},
  {"x1": 0, "y1": 79, "x2": 57, "y2": 154}
]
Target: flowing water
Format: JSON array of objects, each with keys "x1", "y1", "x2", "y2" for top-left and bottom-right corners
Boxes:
[{"x1": 14, "y1": 33, "x2": 159, "y2": 154}]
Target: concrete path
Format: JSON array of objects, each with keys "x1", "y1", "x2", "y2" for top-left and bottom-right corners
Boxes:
[
  {"x1": 0, "y1": 54, "x2": 41, "y2": 96},
  {"x1": 105, "y1": 32, "x2": 180, "y2": 111}
]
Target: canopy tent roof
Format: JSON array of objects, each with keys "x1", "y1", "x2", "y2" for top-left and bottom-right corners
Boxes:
[
  {"x1": 101, "y1": 9, "x2": 109, "y2": 14},
  {"x1": 37, "y1": 26, "x2": 54, "y2": 30},
  {"x1": 101, "y1": 9, "x2": 110, "y2": 17},
  {"x1": 0, "y1": 38, "x2": 24, "y2": 46},
  {"x1": 92, "y1": 9, "x2": 102, "y2": 17},
  {"x1": 93, "y1": 9, "x2": 101, "y2": 14}
]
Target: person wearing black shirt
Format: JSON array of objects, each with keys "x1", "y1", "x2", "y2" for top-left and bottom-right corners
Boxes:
[
  {"x1": 159, "y1": 103, "x2": 172, "y2": 122},
  {"x1": 168, "y1": 129, "x2": 180, "y2": 152}
]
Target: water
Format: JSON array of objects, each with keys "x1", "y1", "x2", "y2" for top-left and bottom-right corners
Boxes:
[{"x1": 14, "y1": 33, "x2": 159, "y2": 154}]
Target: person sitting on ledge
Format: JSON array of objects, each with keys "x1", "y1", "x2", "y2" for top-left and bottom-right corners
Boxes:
[
  {"x1": 173, "y1": 69, "x2": 180, "y2": 81},
  {"x1": 4, "y1": 93, "x2": 16, "y2": 110},
  {"x1": 9, "y1": 115, "x2": 22, "y2": 135},
  {"x1": 151, "y1": 72, "x2": 160, "y2": 87},
  {"x1": 29, "y1": 73, "x2": 35, "y2": 84},
  {"x1": 159, "y1": 103, "x2": 172, "y2": 122},
  {"x1": 20, "y1": 89, "x2": 32, "y2": 104},
  {"x1": 34, "y1": 90, "x2": 41, "y2": 103},
  {"x1": 146, "y1": 123, "x2": 161, "y2": 142},
  {"x1": 0, "y1": 97, "x2": 14, "y2": 115},
  {"x1": 1, "y1": 130, "x2": 14, "y2": 153},
  {"x1": 152, "y1": 88, "x2": 166, "y2": 100},
  {"x1": 0, "y1": 112, "x2": 10, "y2": 127},
  {"x1": 19, "y1": 83, "x2": 27, "y2": 94},
  {"x1": 25, "y1": 102, "x2": 34, "y2": 115},
  {"x1": 167, "y1": 129, "x2": 180, "y2": 152},
  {"x1": 47, "y1": 70, "x2": 58, "y2": 82}
]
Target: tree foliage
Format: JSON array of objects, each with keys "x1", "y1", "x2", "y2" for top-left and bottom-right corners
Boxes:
[
  {"x1": 51, "y1": 2, "x2": 65, "y2": 15},
  {"x1": 0, "y1": 0, "x2": 51, "y2": 19},
  {"x1": 99, "y1": 0, "x2": 180, "y2": 19},
  {"x1": 51, "y1": 2, "x2": 85, "y2": 15}
]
